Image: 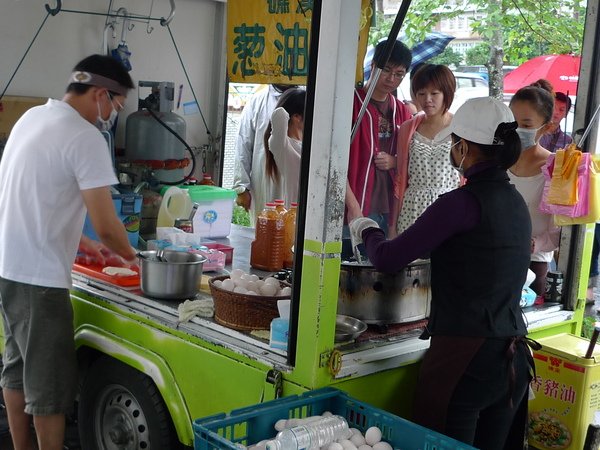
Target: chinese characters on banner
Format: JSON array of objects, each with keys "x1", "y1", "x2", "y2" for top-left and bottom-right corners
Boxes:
[{"x1": 227, "y1": 0, "x2": 373, "y2": 85}]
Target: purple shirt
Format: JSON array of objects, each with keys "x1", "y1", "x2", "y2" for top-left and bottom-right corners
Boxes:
[
  {"x1": 539, "y1": 127, "x2": 572, "y2": 153},
  {"x1": 362, "y1": 163, "x2": 496, "y2": 272}
]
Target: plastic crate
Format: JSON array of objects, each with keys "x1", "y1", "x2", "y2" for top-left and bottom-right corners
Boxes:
[{"x1": 193, "y1": 387, "x2": 476, "y2": 450}]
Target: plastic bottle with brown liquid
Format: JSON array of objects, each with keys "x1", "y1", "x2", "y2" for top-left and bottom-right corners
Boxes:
[
  {"x1": 274, "y1": 199, "x2": 287, "y2": 215},
  {"x1": 199, "y1": 174, "x2": 216, "y2": 185},
  {"x1": 250, "y1": 203, "x2": 285, "y2": 271},
  {"x1": 282, "y1": 202, "x2": 297, "y2": 268}
]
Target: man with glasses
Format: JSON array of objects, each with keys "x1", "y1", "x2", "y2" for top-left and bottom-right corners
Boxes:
[
  {"x1": 0, "y1": 54, "x2": 137, "y2": 450},
  {"x1": 344, "y1": 40, "x2": 413, "y2": 259}
]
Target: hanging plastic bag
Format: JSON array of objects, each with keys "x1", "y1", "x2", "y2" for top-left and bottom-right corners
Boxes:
[
  {"x1": 554, "y1": 155, "x2": 600, "y2": 225},
  {"x1": 539, "y1": 152, "x2": 590, "y2": 217},
  {"x1": 547, "y1": 144, "x2": 582, "y2": 206}
]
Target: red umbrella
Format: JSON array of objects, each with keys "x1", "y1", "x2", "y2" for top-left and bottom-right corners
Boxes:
[{"x1": 504, "y1": 54, "x2": 581, "y2": 95}]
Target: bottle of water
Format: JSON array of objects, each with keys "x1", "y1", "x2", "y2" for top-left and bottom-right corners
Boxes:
[{"x1": 265, "y1": 416, "x2": 351, "y2": 450}]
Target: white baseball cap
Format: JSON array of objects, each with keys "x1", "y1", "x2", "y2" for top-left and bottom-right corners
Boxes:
[{"x1": 437, "y1": 97, "x2": 515, "y2": 145}]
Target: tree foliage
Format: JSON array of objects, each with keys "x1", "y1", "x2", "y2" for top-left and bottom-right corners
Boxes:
[
  {"x1": 465, "y1": 43, "x2": 490, "y2": 66},
  {"x1": 429, "y1": 47, "x2": 463, "y2": 67}
]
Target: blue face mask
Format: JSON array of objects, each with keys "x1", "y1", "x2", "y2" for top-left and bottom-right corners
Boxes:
[
  {"x1": 96, "y1": 92, "x2": 119, "y2": 132},
  {"x1": 516, "y1": 125, "x2": 544, "y2": 149}
]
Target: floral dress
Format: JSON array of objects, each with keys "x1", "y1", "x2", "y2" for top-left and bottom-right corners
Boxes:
[{"x1": 397, "y1": 132, "x2": 461, "y2": 233}]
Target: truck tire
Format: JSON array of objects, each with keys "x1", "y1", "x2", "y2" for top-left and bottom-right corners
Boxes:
[{"x1": 78, "y1": 356, "x2": 178, "y2": 450}]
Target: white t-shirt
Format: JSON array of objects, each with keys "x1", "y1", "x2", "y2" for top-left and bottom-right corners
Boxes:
[
  {"x1": 0, "y1": 99, "x2": 118, "y2": 288},
  {"x1": 508, "y1": 170, "x2": 560, "y2": 263},
  {"x1": 268, "y1": 107, "x2": 302, "y2": 204}
]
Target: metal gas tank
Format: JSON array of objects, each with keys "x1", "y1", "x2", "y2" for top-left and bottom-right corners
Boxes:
[{"x1": 337, "y1": 259, "x2": 431, "y2": 324}]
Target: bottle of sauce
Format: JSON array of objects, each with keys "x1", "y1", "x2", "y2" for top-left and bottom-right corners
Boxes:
[
  {"x1": 250, "y1": 203, "x2": 285, "y2": 271},
  {"x1": 274, "y1": 199, "x2": 287, "y2": 215},
  {"x1": 199, "y1": 173, "x2": 216, "y2": 185},
  {"x1": 283, "y1": 202, "x2": 297, "y2": 268}
]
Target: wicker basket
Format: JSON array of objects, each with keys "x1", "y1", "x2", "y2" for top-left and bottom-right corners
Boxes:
[{"x1": 208, "y1": 275, "x2": 291, "y2": 331}]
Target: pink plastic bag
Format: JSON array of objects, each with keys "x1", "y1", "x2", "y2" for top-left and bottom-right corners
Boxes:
[{"x1": 539, "y1": 153, "x2": 591, "y2": 218}]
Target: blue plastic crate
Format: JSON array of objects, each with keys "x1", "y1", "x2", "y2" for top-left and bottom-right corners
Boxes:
[{"x1": 193, "y1": 387, "x2": 476, "y2": 450}]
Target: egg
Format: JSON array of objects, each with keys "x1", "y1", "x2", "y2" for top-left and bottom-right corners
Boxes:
[
  {"x1": 250, "y1": 274, "x2": 260, "y2": 282},
  {"x1": 230, "y1": 268, "x2": 245, "y2": 279},
  {"x1": 350, "y1": 428, "x2": 362, "y2": 436},
  {"x1": 233, "y1": 286, "x2": 248, "y2": 294},
  {"x1": 255, "y1": 279, "x2": 265, "y2": 289},
  {"x1": 246, "y1": 290, "x2": 259, "y2": 296},
  {"x1": 235, "y1": 277, "x2": 248, "y2": 289},
  {"x1": 280, "y1": 286, "x2": 292, "y2": 296},
  {"x1": 327, "y1": 444, "x2": 344, "y2": 450},
  {"x1": 350, "y1": 433, "x2": 366, "y2": 447},
  {"x1": 372, "y1": 443, "x2": 392, "y2": 450},
  {"x1": 260, "y1": 283, "x2": 278, "y2": 296},
  {"x1": 213, "y1": 279, "x2": 222, "y2": 288},
  {"x1": 221, "y1": 278, "x2": 235, "y2": 291},
  {"x1": 339, "y1": 440, "x2": 358, "y2": 450},
  {"x1": 246, "y1": 281, "x2": 258, "y2": 292},
  {"x1": 365, "y1": 427, "x2": 382, "y2": 445},
  {"x1": 274, "y1": 419, "x2": 287, "y2": 431},
  {"x1": 264, "y1": 277, "x2": 279, "y2": 286},
  {"x1": 357, "y1": 445, "x2": 372, "y2": 450}
]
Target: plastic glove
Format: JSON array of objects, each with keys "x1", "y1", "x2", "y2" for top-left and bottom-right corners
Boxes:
[{"x1": 348, "y1": 217, "x2": 380, "y2": 246}]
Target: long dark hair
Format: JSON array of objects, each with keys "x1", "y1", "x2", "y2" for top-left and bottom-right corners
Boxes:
[{"x1": 264, "y1": 88, "x2": 306, "y2": 183}]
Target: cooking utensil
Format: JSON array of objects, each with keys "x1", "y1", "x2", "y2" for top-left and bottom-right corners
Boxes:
[
  {"x1": 335, "y1": 315, "x2": 367, "y2": 343},
  {"x1": 155, "y1": 248, "x2": 167, "y2": 262},
  {"x1": 338, "y1": 259, "x2": 431, "y2": 324},
  {"x1": 138, "y1": 250, "x2": 206, "y2": 300}
]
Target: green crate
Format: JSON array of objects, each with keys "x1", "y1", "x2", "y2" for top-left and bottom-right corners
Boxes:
[{"x1": 193, "y1": 387, "x2": 475, "y2": 449}]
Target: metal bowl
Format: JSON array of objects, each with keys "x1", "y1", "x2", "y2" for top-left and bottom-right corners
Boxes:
[
  {"x1": 335, "y1": 314, "x2": 367, "y2": 343},
  {"x1": 138, "y1": 250, "x2": 206, "y2": 300}
]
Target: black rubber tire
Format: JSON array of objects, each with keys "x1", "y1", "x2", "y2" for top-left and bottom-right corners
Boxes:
[{"x1": 78, "y1": 356, "x2": 178, "y2": 450}]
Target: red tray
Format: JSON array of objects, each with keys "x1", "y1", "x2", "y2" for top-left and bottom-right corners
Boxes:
[{"x1": 73, "y1": 263, "x2": 140, "y2": 288}]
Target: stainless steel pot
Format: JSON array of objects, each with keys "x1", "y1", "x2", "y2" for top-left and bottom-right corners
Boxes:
[
  {"x1": 337, "y1": 259, "x2": 431, "y2": 324},
  {"x1": 138, "y1": 250, "x2": 206, "y2": 300}
]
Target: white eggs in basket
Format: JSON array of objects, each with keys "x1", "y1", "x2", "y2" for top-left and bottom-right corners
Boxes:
[{"x1": 214, "y1": 270, "x2": 290, "y2": 297}]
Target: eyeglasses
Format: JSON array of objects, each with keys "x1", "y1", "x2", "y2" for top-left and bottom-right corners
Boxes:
[
  {"x1": 107, "y1": 92, "x2": 125, "y2": 112},
  {"x1": 381, "y1": 66, "x2": 406, "y2": 81}
]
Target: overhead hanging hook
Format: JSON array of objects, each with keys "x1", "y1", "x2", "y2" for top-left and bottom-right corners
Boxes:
[
  {"x1": 45, "y1": 0, "x2": 62, "y2": 16},
  {"x1": 160, "y1": 0, "x2": 176, "y2": 26}
]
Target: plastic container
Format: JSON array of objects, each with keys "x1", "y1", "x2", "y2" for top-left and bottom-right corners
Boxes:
[
  {"x1": 528, "y1": 333, "x2": 600, "y2": 450},
  {"x1": 83, "y1": 193, "x2": 142, "y2": 247},
  {"x1": 274, "y1": 199, "x2": 287, "y2": 215},
  {"x1": 193, "y1": 387, "x2": 476, "y2": 450},
  {"x1": 250, "y1": 203, "x2": 285, "y2": 271},
  {"x1": 269, "y1": 318, "x2": 289, "y2": 350},
  {"x1": 282, "y1": 202, "x2": 297, "y2": 269},
  {"x1": 157, "y1": 186, "x2": 193, "y2": 228},
  {"x1": 181, "y1": 185, "x2": 236, "y2": 238},
  {"x1": 265, "y1": 415, "x2": 351, "y2": 449},
  {"x1": 199, "y1": 174, "x2": 216, "y2": 185}
]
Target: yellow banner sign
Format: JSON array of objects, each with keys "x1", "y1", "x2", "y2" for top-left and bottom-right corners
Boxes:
[{"x1": 227, "y1": 0, "x2": 372, "y2": 85}]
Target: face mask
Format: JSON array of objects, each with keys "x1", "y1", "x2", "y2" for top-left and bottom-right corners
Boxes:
[
  {"x1": 96, "y1": 92, "x2": 119, "y2": 132},
  {"x1": 516, "y1": 125, "x2": 543, "y2": 149},
  {"x1": 449, "y1": 140, "x2": 466, "y2": 175}
]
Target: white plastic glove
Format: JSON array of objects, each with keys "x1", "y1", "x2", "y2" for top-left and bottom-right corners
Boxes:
[{"x1": 348, "y1": 217, "x2": 380, "y2": 246}]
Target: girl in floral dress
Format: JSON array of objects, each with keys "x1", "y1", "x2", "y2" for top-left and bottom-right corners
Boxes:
[{"x1": 391, "y1": 64, "x2": 461, "y2": 236}]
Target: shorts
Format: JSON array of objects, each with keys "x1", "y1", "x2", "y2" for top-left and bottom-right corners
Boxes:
[{"x1": 0, "y1": 277, "x2": 77, "y2": 415}]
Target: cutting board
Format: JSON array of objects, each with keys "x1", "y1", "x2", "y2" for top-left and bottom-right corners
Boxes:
[{"x1": 73, "y1": 263, "x2": 140, "y2": 289}]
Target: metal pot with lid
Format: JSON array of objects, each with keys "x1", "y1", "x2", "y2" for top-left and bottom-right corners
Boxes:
[{"x1": 337, "y1": 259, "x2": 431, "y2": 324}]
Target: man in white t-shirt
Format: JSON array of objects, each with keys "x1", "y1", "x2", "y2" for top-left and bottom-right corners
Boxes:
[{"x1": 0, "y1": 54, "x2": 137, "y2": 450}]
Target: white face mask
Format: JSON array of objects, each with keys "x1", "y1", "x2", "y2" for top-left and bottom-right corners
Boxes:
[
  {"x1": 449, "y1": 140, "x2": 466, "y2": 175},
  {"x1": 516, "y1": 125, "x2": 544, "y2": 149},
  {"x1": 96, "y1": 92, "x2": 119, "y2": 132}
]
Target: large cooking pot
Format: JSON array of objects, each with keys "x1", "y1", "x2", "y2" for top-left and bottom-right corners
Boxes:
[
  {"x1": 337, "y1": 259, "x2": 431, "y2": 324},
  {"x1": 138, "y1": 250, "x2": 206, "y2": 300}
]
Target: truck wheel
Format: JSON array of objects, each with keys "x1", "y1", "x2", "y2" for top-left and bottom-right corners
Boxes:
[{"x1": 78, "y1": 356, "x2": 178, "y2": 450}]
